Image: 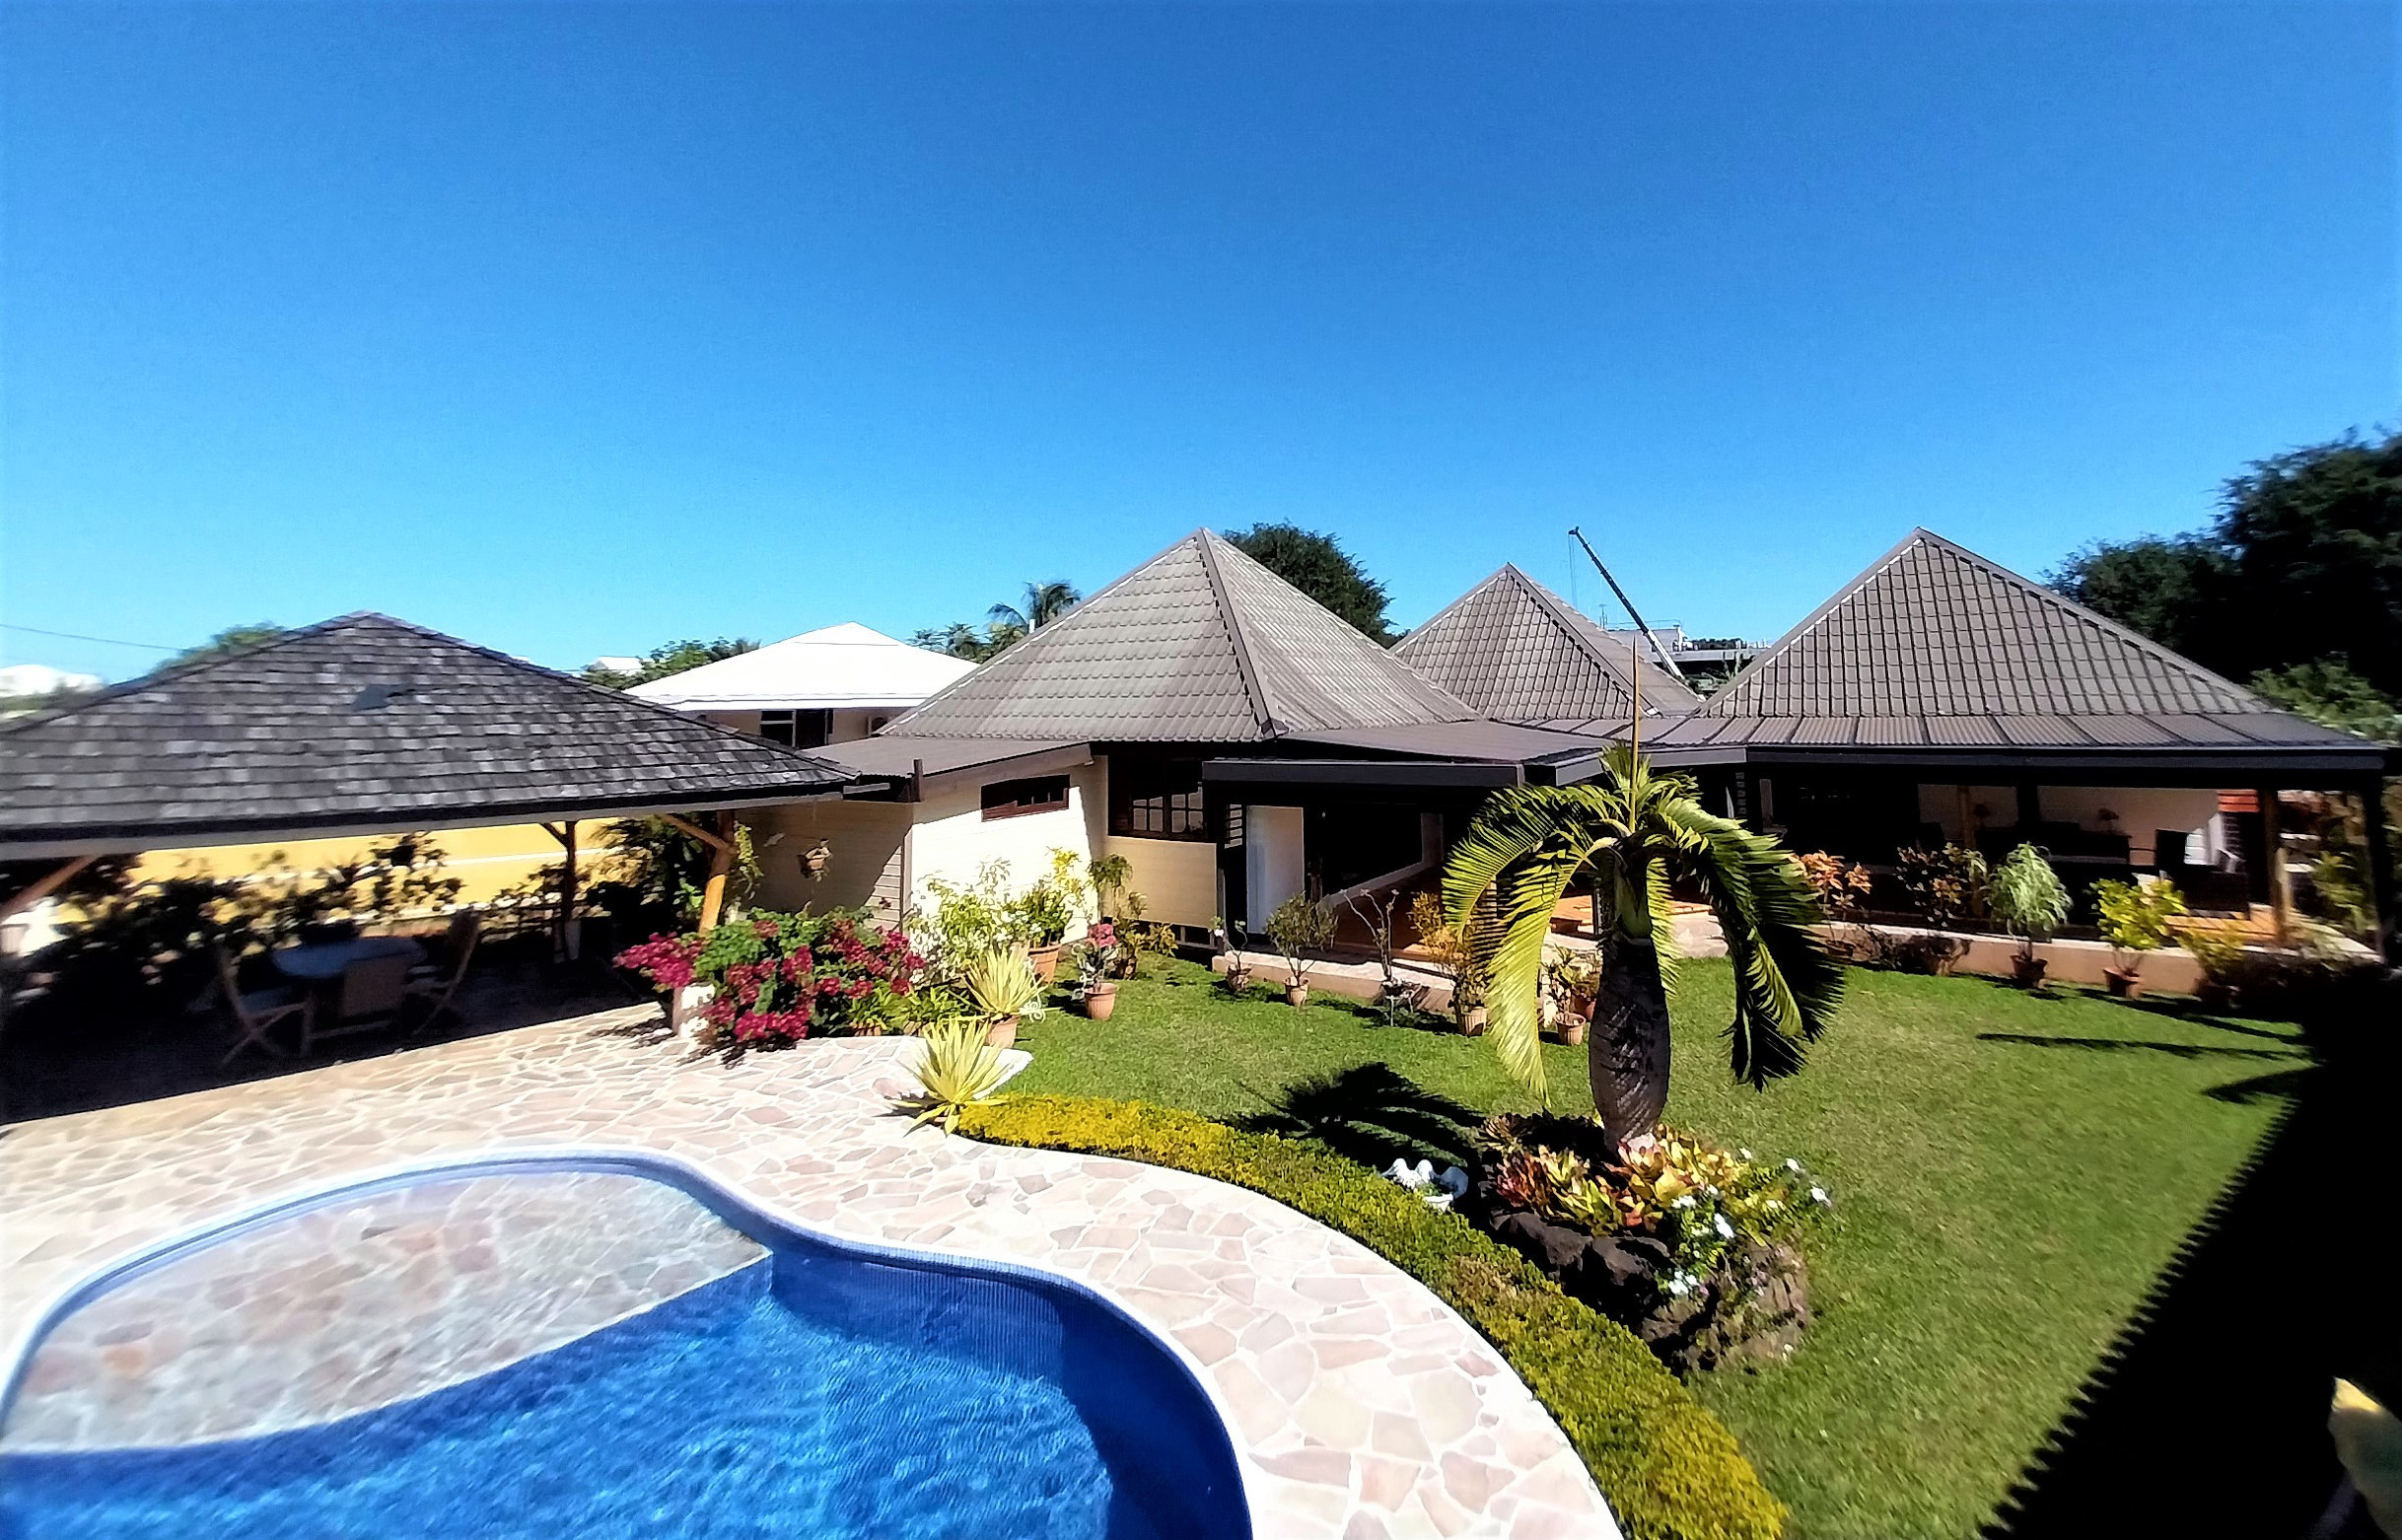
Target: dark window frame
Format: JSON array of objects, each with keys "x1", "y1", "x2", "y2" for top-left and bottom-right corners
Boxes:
[
  {"x1": 981, "y1": 775, "x2": 1071, "y2": 821},
  {"x1": 1108, "y1": 756, "x2": 1210, "y2": 841},
  {"x1": 760, "y1": 709, "x2": 833, "y2": 750}
]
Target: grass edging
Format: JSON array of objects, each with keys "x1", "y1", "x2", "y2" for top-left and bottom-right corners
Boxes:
[{"x1": 957, "y1": 1094, "x2": 1785, "y2": 1540}]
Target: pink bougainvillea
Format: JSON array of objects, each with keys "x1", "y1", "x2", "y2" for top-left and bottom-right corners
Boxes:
[{"x1": 613, "y1": 908, "x2": 921, "y2": 1049}]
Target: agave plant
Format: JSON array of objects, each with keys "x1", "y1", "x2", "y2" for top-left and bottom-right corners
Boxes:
[
  {"x1": 961, "y1": 944, "x2": 1044, "y2": 1019},
  {"x1": 1444, "y1": 744, "x2": 1843, "y2": 1141},
  {"x1": 898, "y1": 1019, "x2": 1015, "y2": 1132}
]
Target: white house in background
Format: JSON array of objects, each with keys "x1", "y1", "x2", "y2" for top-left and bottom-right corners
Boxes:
[{"x1": 629, "y1": 624, "x2": 977, "y2": 750}]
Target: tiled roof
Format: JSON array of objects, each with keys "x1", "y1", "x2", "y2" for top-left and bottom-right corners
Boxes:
[
  {"x1": 1393, "y1": 565, "x2": 1699, "y2": 733},
  {"x1": 1653, "y1": 530, "x2": 2364, "y2": 753},
  {"x1": 0, "y1": 614, "x2": 854, "y2": 855},
  {"x1": 885, "y1": 530, "x2": 1477, "y2": 741}
]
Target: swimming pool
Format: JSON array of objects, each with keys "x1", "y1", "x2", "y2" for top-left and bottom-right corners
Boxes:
[{"x1": 0, "y1": 1159, "x2": 1250, "y2": 1540}]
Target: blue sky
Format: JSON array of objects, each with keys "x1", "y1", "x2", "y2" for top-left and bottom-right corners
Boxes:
[{"x1": 4, "y1": 1, "x2": 2393, "y2": 679}]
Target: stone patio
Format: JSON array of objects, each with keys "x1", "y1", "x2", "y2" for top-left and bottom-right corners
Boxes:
[{"x1": 0, "y1": 1009, "x2": 1617, "y2": 1540}]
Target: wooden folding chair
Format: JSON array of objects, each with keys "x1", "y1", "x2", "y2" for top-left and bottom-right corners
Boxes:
[
  {"x1": 405, "y1": 917, "x2": 480, "y2": 1034},
  {"x1": 215, "y1": 944, "x2": 311, "y2": 1067}
]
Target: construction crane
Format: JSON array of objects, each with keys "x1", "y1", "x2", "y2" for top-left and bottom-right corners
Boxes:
[{"x1": 1567, "y1": 527, "x2": 1686, "y2": 681}]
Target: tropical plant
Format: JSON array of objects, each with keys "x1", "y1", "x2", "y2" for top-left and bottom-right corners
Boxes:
[
  {"x1": 897, "y1": 1018, "x2": 1017, "y2": 1133},
  {"x1": 1087, "y1": 852, "x2": 1133, "y2": 916},
  {"x1": 1442, "y1": 745, "x2": 1844, "y2": 1141},
  {"x1": 988, "y1": 580, "x2": 1083, "y2": 635},
  {"x1": 1796, "y1": 852, "x2": 1873, "y2": 921},
  {"x1": 1409, "y1": 887, "x2": 1491, "y2": 1019},
  {"x1": 613, "y1": 908, "x2": 922, "y2": 1047},
  {"x1": 1987, "y1": 844, "x2": 2071, "y2": 962},
  {"x1": 1893, "y1": 844, "x2": 1987, "y2": 929},
  {"x1": 1007, "y1": 849, "x2": 1090, "y2": 946},
  {"x1": 961, "y1": 943, "x2": 1044, "y2": 1020},
  {"x1": 1264, "y1": 893, "x2": 1336, "y2": 988},
  {"x1": 912, "y1": 861, "x2": 1019, "y2": 977},
  {"x1": 2093, "y1": 876, "x2": 2187, "y2": 974}
]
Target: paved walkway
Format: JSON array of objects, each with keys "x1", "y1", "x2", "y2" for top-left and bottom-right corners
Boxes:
[{"x1": 1, "y1": 1009, "x2": 1615, "y2": 1540}]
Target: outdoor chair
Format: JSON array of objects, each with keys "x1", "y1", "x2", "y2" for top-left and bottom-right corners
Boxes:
[
  {"x1": 304, "y1": 952, "x2": 412, "y2": 1053},
  {"x1": 405, "y1": 917, "x2": 480, "y2": 1034},
  {"x1": 215, "y1": 944, "x2": 312, "y2": 1067}
]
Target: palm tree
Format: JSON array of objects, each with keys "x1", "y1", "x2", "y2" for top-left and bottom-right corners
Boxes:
[
  {"x1": 987, "y1": 580, "x2": 1082, "y2": 635},
  {"x1": 1443, "y1": 745, "x2": 1842, "y2": 1141}
]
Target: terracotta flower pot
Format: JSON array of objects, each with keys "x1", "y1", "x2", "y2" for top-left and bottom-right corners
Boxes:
[
  {"x1": 1224, "y1": 965, "x2": 1252, "y2": 995},
  {"x1": 1558, "y1": 1016, "x2": 1588, "y2": 1047},
  {"x1": 2103, "y1": 966, "x2": 2143, "y2": 1000},
  {"x1": 1284, "y1": 983, "x2": 1309, "y2": 1008},
  {"x1": 2012, "y1": 954, "x2": 2048, "y2": 989},
  {"x1": 1026, "y1": 945, "x2": 1062, "y2": 985},
  {"x1": 1459, "y1": 1004, "x2": 1488, "y2": 1036},
  {"x1": 984, "y1": 1015, "x2": 1019, "y2": 1048},
  {"x1": 1080, "y1": 984, "x2": 1118, "y2": 1021}
]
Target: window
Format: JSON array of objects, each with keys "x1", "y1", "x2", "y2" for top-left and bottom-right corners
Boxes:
[
  {"x1": 1109, "y1": 757, "x2": 1208, "y2": 840},
  {"x1": 981, "y1": 775, "x2": 1070, "y2": 820},
  {"x1": 760, "y1": 709, "x2": 832, "y2": 749}
]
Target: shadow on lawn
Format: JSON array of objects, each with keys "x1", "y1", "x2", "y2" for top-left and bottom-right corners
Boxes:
[
  {"x1": 1236, "y1": 1063, "x2": 1482, "y2": 1169},
  {"x1": 1982, "y1": 972, "x2": 2402, "y2": 1540}
]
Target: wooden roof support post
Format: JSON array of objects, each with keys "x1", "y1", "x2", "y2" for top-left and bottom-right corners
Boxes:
[
  {"x1": 0, "y1": 856, "x2": 95, "y2": 925},
  {"x1": 543, "y1": 820, "x2": 580, "y2": 961},
  {"x1": 696, "y1": 810, "x2": 738, "y2": 933},
  {"x1": 2362, "y1": 777, "x2": 2394, "y2": 965},
  {"x1": 2258, "y1": 787, "x2": 2292, "y2": 945}
]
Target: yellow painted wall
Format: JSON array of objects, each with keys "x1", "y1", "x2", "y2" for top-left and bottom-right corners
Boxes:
[{"x1": 133, "y1": 821, "x2": 614, "y2": 905}]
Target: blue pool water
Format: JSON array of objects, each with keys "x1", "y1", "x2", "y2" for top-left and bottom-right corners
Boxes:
[{"x1": 0, "y1": 1169, "x2": 1249, "y2": 1540}]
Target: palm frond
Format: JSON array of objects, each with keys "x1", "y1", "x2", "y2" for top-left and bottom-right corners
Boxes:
[
  {"x1": 1646, "y1": 861, "x2": 1683, "y2": 1004},
  {"x1": 1663, "y1": 800, "x2": 1845, "y2": 1087}
]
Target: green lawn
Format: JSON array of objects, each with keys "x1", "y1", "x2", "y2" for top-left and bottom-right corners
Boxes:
[{"x1": 1008, "y1": 957, "x2": 2302, "y2": 1540}]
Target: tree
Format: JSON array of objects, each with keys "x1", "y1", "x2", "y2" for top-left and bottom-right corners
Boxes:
[
  {"x1": 2048, "y1": 429, "x2": 2402, "y2": 698},
  {"x1": 1443, "y1": 747, "x2": 1843, "y2": 1141},
  {"x1": 1224, "y1": 524, "x2": 1393, "y2": 642},
  {"x1": 165, "y1": 623, "x2": 286, "y2": 670},
  {"x1": 987, "y1": 581, "x2": 1082, "y2": 634},
  {"x1": 910, "y1": 623, "x2": 1007, "y2": 663},
  {"x1": 2250, "y1": 658, "x2": 2401, "y2": 744},
  {"x1": 582, "y1": 637, "x2": 758, "y2": 690}
]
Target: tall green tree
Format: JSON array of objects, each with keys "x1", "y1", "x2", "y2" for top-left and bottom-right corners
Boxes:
[
  {"x1": 582, "y1": 637, "x2": 758, "y2": 690},
  {"x1": 2049, "y1": 429, "x2": 2402, "y2": 697},
  {"x1": 1225, "y1": 524, "x2": 1394, "y2": 643},
  {"x1": 987, "y1": 580, "x2": 1082, "y2": 634},
  {"x1": 165, "y1": 623, "x2": 287, "y2": 669},
  {"x1": 1444, "y1": 747, "x2": 1843, "y2": 1140}
]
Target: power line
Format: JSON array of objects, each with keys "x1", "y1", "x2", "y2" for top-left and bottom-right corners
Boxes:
[{"x1": 0, "y1": 622, "x2": 178, "y2": 652}]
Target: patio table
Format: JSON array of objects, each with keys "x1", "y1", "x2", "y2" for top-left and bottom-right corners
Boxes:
[{"x1": 270, "y1": 936, "x2": 426, "y2": 982}]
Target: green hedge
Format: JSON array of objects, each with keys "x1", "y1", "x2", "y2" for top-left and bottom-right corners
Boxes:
[{"x1": 958, "y1": 1095, "x2": 1785, "y2": 1540}]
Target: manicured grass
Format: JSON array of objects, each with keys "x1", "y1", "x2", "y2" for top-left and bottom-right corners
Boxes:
[{"x1": 1010, "y1": 958, "x2": 2301, "y2": 1540}]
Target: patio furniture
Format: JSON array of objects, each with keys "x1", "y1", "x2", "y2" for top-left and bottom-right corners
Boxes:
[
  {"x1": 215, "y1": 945, "x2": 312, "y2": 1067},
  {"x1": 303, "y1": 952, "x2": 414, "y2": 1052},
  {"x1": 404, "y1": 916, "x2": 480, "y2": 1033},
  {"x1": 271, "y1": 934, "x2": 426, "y2": 983}
]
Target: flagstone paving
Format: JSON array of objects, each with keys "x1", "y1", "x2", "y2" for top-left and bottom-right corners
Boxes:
[{"x1": 1, "y1": 1008, "x2": 1616, "y2": 1540}]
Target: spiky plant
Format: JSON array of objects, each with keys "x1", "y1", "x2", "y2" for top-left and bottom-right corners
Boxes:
[
  {"x1": 1443, "y1": 745, "x2": 1843, "y2": 1141},
  {"x1": 899, "y1": 1019, "x2": 1016, "y2": 1133}
]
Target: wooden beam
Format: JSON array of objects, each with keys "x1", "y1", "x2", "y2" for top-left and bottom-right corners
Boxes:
[
  {"x1": 2258, "y1": 787, "x2": 2292, "y2": 945},
  {"x1": 658, "y1": 812, "x2": 735, "y2": 854},
  {"x1": 0, "y1": 856, "x2": 95, "y2": 924},
  {"x1": 2362, "y1": 778, "x2": 2394, "y2": 964},
  {"x1": 696, "y1": 811, "x2": 738, "y2": 932},
  {"x1": 554, "y1": 819, "x2": 579, "y2": 961}
]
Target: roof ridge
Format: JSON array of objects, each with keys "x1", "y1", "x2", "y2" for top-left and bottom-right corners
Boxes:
[
  {"x1": 1194, "y1": 529, "x2": 1279, "y2": 735},
  {"x1": 1701, "y1": 529, "x2": 1928, "y2": 713},
  {"x1": 1504, "y1": 563, "x2": 1696, "y2": 709}
]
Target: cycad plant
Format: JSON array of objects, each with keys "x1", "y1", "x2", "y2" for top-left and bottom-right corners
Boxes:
[{"x1": 1444, "y1": 745, "x2": 1843, "y2": 1142}]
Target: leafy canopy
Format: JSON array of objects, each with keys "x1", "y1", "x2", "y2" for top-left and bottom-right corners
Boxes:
[
  {"x1": 165, "y1": 623, "x2": 287, "y2": 670},
  {"x1": 912, "y1": 579, "x2": 1083, "y2": 661},
  {"x1": 582, "y1": 637, "x2": 759, "y2": 690},
  {"x1": 1224, "y1": 523, "x2": 1394, "y2": 643},
  {"x1": 1443, "y1": 746, "x2": 1842, "y2": 1103},
  {"x1": 2048, "y1": 429, "x2": 2402, "y2": 700}
]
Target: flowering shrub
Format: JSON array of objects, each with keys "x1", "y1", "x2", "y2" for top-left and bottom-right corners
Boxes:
[
  {"x1": 1478, "y1": 1115, "x2": 1829, "y2": 1305},
  {"x1": 614, "y1": 907, "x2": 922, "y2": 1048},
  {"x1": 1796, "y1": 851, "x2": 1872, "y2": 921}
]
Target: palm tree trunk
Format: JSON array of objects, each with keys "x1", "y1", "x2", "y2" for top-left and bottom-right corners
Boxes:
[{"x1": 1589, "y1": 941, "x2": 1671, "y2": 1141}]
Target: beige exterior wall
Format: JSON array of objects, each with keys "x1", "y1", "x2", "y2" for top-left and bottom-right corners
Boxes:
[
  {"x1": 743, "y1": 800, "x2": 915, "y2": 923},
  {"x1": 901, "y1": 761, "x2": 1106, "y2": 915},
  {"x1": 1099, "y1": 834, "x2": 1218, "y2": 930},
  {"x1": 1913, "y1": 783, "x2": 2222, "y2": 866}
]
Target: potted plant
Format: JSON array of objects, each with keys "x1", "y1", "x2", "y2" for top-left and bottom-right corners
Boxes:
[
  {"x1": 1073, "y1": 926, "x2": 1120, "y2": 1020},
  {"x1": 1265, "y1": 893, "x2": 1334, "y2": 1006},
  {"x1": 1408, "y1": 889, "x2": 1490, "y2": 1033},
  {"x1": 1548, "y1": 947, "x2": 1599, "y2": 1045},
  {"x1": 2093, "y1": 876, "x2": 2187, "y2": 999},
  {"x1": 962, "y1": 943, "x2": 1043, "y2": 1047},
  {"x1": 802, "y1": 839, "x2": 831, "y2": 879},
  {"x1": 1211, "y1": 917, "x2": 1253, "y2": 995},
  {"x1": 2178, "y1": 920, "x2": 2249, "y2": 1012},
  {"x1": 1988, "y1": 844, "x2": 2070, "y2": 988},
  {"x1": 1009, "y1": 849, "x2": 1090, "y2": 983}
]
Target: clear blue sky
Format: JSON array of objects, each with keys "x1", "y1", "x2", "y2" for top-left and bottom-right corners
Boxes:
[{"x1": 4, "y1": 1, "x2": 2393, "y2": 679}]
